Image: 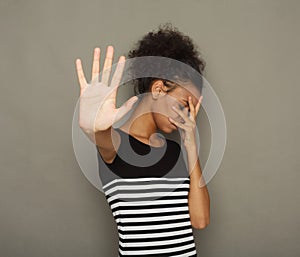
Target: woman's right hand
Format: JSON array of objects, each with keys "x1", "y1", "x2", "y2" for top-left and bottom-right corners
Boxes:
[{"x1": 75, "y1": 46, "x2": 138, "y2": 138}]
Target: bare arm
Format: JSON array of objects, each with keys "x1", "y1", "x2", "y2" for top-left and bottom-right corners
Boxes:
[
  {"x1": 95, "y1": 127, "x2": 120, "y2": 164},
  {"x1": 168, "y1": 95, "x2": 210, "y2": 229},
  {"x1": 186, "y1": 146, "x2": 210, "y2": 229},
  {"x1": 75, "y1": 46, "x2": 137, "y2": 163}
]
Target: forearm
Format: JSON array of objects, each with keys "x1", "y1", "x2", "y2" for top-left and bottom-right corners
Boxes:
[
  {"x1": 186, "y1": 145, "x2": 210, "y2": 229},
  {"x1": 95, "y1": 127, "x2": 113, "y2": 149}
]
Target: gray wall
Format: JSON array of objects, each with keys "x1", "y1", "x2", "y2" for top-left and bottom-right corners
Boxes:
[{"x1": 1, "y1": 0, "x2": 299, "y2": 256}]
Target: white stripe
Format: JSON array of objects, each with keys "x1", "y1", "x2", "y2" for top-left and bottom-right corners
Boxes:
[
  {"x1": 105, "y1": 183, "x2": 189, "y2": 196},
  {"x1": 170, "y1": 249, "x2": 197, "y2": 257},
  {"x1": 118, "y1": 221, "x2": 191, "y2": 231},
  {"x1": 119, "y1": 235, "x2": 194, "y2": 247},
  {"x1": 113, "y1": 206, "x2": 189, "y2": 216},
  {"x1": 102, "y1": 177, "x2": 189, "y2": 190},
  {"x1": 119, "y1": 242, "x2": 195, "y2": 256},
  {"x1": 111, "y1": 198, "x2": 188, "y2": 209},
  {"x1": 118, "y1": 228, "x2": 193, "y2": 239},
  {"x1": 116, "y1": 213, "x2": 190, "y2": 223},
  {"x1": 107, "y1": 190, "x2": 188, "y2": 203}
]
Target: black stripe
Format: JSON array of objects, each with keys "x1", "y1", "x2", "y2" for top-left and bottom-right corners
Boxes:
[
  {"x1": 108, "y1": 194, "x2": 188, "y2": 203},
  {"x1": 119, "y1": 231, "x2": 194, "y2": 243},
  {"x1": 114, "y1": 209, "x2": 189, "y2": 219},
  {"x1": 118, "y1": 245, "x2": 196, "y2": 257},
  {"x1": 119, "y1": 243, "x2": 197, "y2": 257},
  {"x1": 119, "y1": 238, "x2": 195, "y2": 251},
  {"x1": 118, "y1": 224, "x2": 193, "y2": 236},
  {"x1": 111, "y1": 202, "x2": 188, "y2": 212},
  {"x1": 118, "y1": 217, "x2": 191, "y2": 227}
]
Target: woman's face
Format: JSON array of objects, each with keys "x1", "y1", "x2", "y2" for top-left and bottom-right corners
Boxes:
[{"x1": 151, "y1": 82, "x2": 201, "y2": 133}]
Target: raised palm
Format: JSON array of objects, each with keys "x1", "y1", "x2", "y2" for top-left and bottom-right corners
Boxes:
[{"x1": 75, "y1": 46, "x2": 138, "y2": 137}]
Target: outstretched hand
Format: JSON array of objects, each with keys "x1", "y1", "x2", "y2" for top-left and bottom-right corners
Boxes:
[{"x1": 75, "y1": 46, "x2": 138, "y2": 139}]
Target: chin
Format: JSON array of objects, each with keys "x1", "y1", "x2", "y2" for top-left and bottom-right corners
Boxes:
[
  {"x1": 163, "y1": 128, "x2": 173, "y2": 134},
  {"x1": 160, "y1": 123, "x2": 177, "y2": 134}
]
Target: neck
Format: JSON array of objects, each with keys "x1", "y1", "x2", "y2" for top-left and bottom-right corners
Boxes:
[{"x1": 120, "y1": 95, "x2": 158, "y2": 139}]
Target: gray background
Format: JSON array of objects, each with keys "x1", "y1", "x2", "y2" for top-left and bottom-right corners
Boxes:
[{"x1": 1, "y1": 0, "x2": 299, "y2": 256}]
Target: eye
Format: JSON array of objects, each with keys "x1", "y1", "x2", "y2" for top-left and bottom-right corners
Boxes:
[
  {"x1": 178, "y1": 103, "x2": 186, "y2": 110},
  {"x1": 178, "y1": 103, "x2": 189, "y2": 112},
  {"x1": 177, "y1": 100, "x2": 189, "y2": 111}
]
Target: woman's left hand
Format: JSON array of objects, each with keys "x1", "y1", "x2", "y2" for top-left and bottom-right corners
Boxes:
[{"x1": 169, "y1": 95, "x2": 203, "y2": 149}]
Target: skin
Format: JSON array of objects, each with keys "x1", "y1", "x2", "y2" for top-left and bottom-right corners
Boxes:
[
  {"x1": 75, "y1": 45, "x2": 210, "y2": 229},
  {"x1": 118, "y1": 79, "x2": 202, "y2": 147}
]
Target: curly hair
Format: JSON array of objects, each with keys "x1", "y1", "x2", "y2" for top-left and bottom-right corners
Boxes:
[{"x1": 127, "y1": 22, "x2": 206, "y2": 96}]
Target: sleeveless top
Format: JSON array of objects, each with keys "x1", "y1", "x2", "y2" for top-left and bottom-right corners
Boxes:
[{"x1": 96, "y1": 127, "x2": 198, "y2": 257}]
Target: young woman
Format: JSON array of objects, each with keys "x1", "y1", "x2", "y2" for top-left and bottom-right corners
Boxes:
[{"x1": 76, "y1": 23, "x2": 210, "y2": 257}]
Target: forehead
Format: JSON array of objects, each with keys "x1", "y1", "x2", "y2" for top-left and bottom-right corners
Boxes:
[{"x1": 171, "y1": 85, "x2": 201, "y2": 106}]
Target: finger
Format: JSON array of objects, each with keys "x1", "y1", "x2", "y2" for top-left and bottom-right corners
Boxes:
[
  {"x1": 195, "y1": 95, "x2": 203, "y2": 115},
  {"x1": 101, "y1": 45, "x2": 114, "y2": 85},
  {"x1": 110, "y1": 55, "x2": 126, "y2": 90},
  {"x1": 115, "y1": 95, "x2": 139, "y2": 122},
  {"x1": 183, "y1": 106, "x2": 191, "y2": 121},
  {"x1": 91, "y1": 47, "x2": 100, "y2": 83},
  {"x1": 172, "y1": 105, "x2": 190, "y2": 123},
  {"x1": 168, "y1": 117, "x2": 186, "y2": 129},
  {"x1": 75, "y1": 58, "x2": 87, "y2": 91},
  {"x1": 188, "y1": 96, "x2": 195, "y2": 117}
]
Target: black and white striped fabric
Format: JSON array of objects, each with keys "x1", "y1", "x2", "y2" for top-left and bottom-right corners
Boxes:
[{"x1": 97, "y1": 127, "x2": 198, "y2": 257}]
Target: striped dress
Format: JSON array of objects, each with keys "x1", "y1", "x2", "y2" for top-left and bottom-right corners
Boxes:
[{"x1": 96, "y1": 127, "x2": 198, "y2": 257}]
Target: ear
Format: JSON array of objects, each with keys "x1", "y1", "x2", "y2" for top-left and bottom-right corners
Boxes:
[{"x1": 151, "y1": 80, "x2": 167, "y2": 100}]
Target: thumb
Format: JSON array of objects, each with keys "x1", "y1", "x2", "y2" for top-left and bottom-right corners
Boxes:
[{"x1": 115, "y1": 96, "x2": 139, "y2": 122}]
